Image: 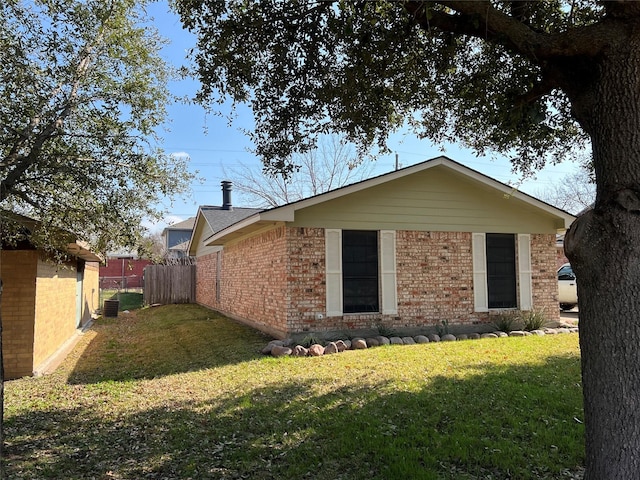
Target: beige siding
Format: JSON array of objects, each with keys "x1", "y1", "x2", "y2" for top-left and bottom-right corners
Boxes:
[
  {"x1": 192, "y1": 221, "x2": 222, "y2": 258},
  {"x1": 290, "y1": 166, "x2": 561, "y2": 234},
  {"x1": 33, "y1": 259, "x2": 77, "y2": 369},
  {"x1": 1, "y1": 250, "x2": 38, "y2": 379}
]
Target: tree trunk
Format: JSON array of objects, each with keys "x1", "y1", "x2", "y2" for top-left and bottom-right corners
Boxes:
[
  {"x1": 0, "y1": 279, "x2": 3, "y2": 476},
  {"x1": 0, "y1": 276, "x2": 4, "y2": 477},
  {"x1": 564, "y1": 30, "x2": 640, "y2": 479}
]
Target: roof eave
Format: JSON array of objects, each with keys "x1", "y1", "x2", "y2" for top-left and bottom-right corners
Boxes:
[
  {"x1": 204, "y1": 213, "x2": 273, "y2": 246},
  {"x1": 67, "y1": 241, "x2": 103, "y2": 263},
  {"x1": 204, "y1": 156, "x2": 577, "y2": 242},
  {"x1": 186, "y1": 208, "x2": 208, "y2": 256}
]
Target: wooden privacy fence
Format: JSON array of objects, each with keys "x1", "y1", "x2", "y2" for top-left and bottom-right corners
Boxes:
[{"x1": 143, "y1": 265, "x2": 195, "y2": 305}]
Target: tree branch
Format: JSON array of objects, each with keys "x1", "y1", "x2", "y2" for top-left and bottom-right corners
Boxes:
[{"x1": 404, "y1": 1, "x2": 627, "y2": 60}]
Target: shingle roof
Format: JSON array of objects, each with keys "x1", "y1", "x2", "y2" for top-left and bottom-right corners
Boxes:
[
  {"x1": 165, "y1": 216, "x2": 196, "y2": 230},
  {"x1": 200, "y1": 206, "x2": 263, "y2": 234}
]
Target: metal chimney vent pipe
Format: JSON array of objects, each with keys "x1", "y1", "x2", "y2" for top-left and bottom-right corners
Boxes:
[{"x1": 221, "y1": 181, "x2": 233, "y2": 210}]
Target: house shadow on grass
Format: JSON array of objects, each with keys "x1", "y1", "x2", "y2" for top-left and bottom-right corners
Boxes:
[
  {"x1": 67, "y1": 304, "x2": 272, "y2": 384},
  {"x1": 7, "y1": 355, "x2": 584, "y2": 479}
]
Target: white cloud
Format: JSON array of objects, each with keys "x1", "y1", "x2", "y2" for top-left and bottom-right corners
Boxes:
[{"x1": 170, "y1": 151, "x2": 190, "y2": 160}]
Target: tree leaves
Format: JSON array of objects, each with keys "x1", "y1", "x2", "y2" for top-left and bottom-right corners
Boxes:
[
  {"x1": 174, "y1": 0, "x2": 593, "y2": 175},
  {"x1": 1, "y1": 0, "x2": 193, "y2": 255}
]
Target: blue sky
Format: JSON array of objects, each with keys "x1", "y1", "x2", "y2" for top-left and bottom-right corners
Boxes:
[{"x1": 146, "y1": 1, "x2": 583, "y2": 231}]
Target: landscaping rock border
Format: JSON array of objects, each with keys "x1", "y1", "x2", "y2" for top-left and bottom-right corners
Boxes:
[{"x1": 261, "y1": 325, "x2": 579, "y2": 357}]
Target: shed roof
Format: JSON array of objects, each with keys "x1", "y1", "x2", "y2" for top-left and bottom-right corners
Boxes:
[{"x1": 2, "y1": 212, "x2": 103, "y2": 262}]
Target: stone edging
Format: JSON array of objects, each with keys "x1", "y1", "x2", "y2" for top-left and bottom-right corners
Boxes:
[{"x1": 262, "y1": 325, "x2": 580, "y2": 357}]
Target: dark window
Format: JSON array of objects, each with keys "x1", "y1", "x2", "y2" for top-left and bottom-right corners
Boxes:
[
  {"x1": 342, "y1": 230, "x2": 379, "y2": 313},
  {"x1": 486, "y1": 233, "x2": 517, "y2": 309}
]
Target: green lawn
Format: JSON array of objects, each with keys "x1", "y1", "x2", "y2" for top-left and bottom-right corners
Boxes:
[
  {"x1": 4, "y1": 305, "x2": 584, "y2": 479},
  {"x1": 100, "y1": 289, "x2": 144, "y2": 311}
]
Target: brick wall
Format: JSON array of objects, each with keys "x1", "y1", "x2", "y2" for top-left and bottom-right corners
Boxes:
[
  {"x1": 218, "y1": 226, "x2": 289, "y2": 336},
  {"x1": 396, "y1": 231, "x2": 477, "y2": 327},
  {"x1": 282, "y1": 229, "x2": 560, "y2": 333},
  {"x1": 286, "y1": 228, "x2": 326, "y2": 332},
  {"x1": 195, "y1": 251, "x2": 218, "y2": 309},
  {"x1": 1, "y1": 250, "x2": 38, "y2": 379},
  {"x1": 531, "y1": 233, "x2": 561, "y2": 323},
  {"x1": 33, "y1": 258, "x2": 77, "y2": 369},
  {"x1": 196, "y1": 228, "x2": 561, "y2": 337}
]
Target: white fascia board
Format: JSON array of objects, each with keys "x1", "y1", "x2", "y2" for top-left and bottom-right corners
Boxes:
[
  {"x1": 442, "y1": 159, "x2": 576, "y2": 230},
  {"x1": 186, "y1": 208, "x2": 206, "y2": 256},
  {"x1": 260, "y1": 208, "x2": 296, "y2": 222},
  {"x1": 204, "y1": 155, "x2": 576, "y2": 243}
]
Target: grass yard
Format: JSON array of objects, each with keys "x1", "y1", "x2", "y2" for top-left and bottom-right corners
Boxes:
[
  {"x1": 4, "y1": 305, "x2": 585, "y2": 479},
  {"x1": 100, "y1": 289, "x2": 144, "y2": 312}
]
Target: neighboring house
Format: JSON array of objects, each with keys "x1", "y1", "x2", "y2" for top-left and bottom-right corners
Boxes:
[
  {"x1": 162, "y1": 217, "x2": 196, "y2": 259},
  {"x1": 1, "y1": 216, "x2": 101, "y2": 379},
  {"x1": 189, "y1": 157, "x2": 575, "y2": 339},
  {"x1": 99, "y1": 253, "x2": 152, "y2": 289}
]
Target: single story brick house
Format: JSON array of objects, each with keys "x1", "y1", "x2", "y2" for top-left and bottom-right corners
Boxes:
[
  {"x1": 189, "y1": 157, "x2": 575, "y2": 339},
  {"x1": 1, "y1": 216, "x2": 101, "y2": 379}
]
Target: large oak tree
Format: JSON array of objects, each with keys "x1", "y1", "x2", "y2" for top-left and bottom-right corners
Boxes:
[
  {"x1": 0, "y1": 0, "x2": 192, "y2": 460},
  {"x1": 174, "y1": 1, "x2": 640, "y2": 477}
]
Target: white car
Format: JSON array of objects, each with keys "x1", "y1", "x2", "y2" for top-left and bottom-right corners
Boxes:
[{"x1": 557, "y1": 263, "x2": 578, "y2": 311}]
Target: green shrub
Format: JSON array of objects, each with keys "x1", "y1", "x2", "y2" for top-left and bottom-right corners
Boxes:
[
  {"x1": 376, "y1": 322, "x2": 396, "y2": 338},
  {"x1": 492, "y1": 311, "x2": 519, "y2": 333},
  {"x1": 436, "y1": 319, "x2": 450, "y2": 336},
  {"x1": 300, "y1": 333, "x2": 323, "y2": 348},
  {"x1": 520, "y1": 309, "x2": 548, "y2": 331}
]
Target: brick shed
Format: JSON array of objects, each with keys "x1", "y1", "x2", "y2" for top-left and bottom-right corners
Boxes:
[
  {"x1": 1, "y1": 221, "x2": 101, "y2": 379},
  {"x1": 189, "y1": 157, "x2": 575, "y2": 339}
]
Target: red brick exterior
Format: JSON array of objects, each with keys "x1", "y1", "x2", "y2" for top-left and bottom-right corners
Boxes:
[
  {"x1": 396, "y1": 231, "x2": 476, "y2": 327},
  {"x1": 195, "y1": 251, "x2": 218, "y2": 310},
  {"x1": 195, "y1": 227, "x2": 289, "y2": 336},
  {"x1": 195, "y1": 227, "x2": 560, "y2": 338},
  {"x1": 531, "y1": 233, "x2": 561, "y2": 321}
]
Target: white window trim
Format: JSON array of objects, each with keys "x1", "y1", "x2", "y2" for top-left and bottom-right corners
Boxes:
[
  {"x1": 518, "y1": 234, "x2": 533, "y2": 311},
  {"x1": 472, "y1": 233, "x2": 489, "y2": 312},
  {"x1": 325, "y1": 229, "x2": 343, "y2": 317},
  {"x1": 380, "y1": 230, "x2": 398, "y2": 315},
  {"x1": 473, "y1": 232, "x2": 533, "y2": 312},
  {"x1": 325, "y1": 229, "x2": 398, "y2": 316}
]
